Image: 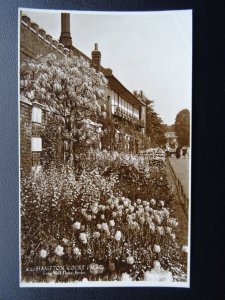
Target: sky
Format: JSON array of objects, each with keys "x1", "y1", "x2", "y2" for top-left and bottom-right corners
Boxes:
[{"x1": 22, "y1": 9, "x2": 192, "y2": 125}]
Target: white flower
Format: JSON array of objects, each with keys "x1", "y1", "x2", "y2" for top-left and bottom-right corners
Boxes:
[
  {"x1": 112, "y1": 211, "x2": 117, "y2": 218},
  {"x1": 144, "y1": 271, "x2": 156, "y2": 281},
  {"x1": 91, "y1": 204, "x2": 98, "y2": 215},
  {"x1": 72, "y1": 221, "x2": 81, "y2": 230},
  {"x1": 129, "y1": 206, "x2": 134, "y2": 213},
  {"x1": 101, "y1": 214, "x2": 105, "y2": 220},
  {"x1": 89, "y1": 263, "x2": 100, "y2": 275},
  {"x1": 159, "y1": 200, "x2": 164, "y2": 207},
  {"x1": 62, "y1": 238, "x2": 69, "y2": 244},
  {"x1": 117, "y1": 210, "x2": 123, "y2": 217},
  {"x1": 98, "y1": 265, "x2": 104, "y2": 274},
  {"x1": 138, "y1": 207, "x2": 144, "y2": 214},
  {"x1": 137, "y1": 199, "x2": 142, "y2": 205},
  {"x1": 93, "y1": 231, "x2": 101, "y2": 238},
  {"x1": 109, "y1": 220, "x2": 115, "y2": 227},
  {"x1": 121, "y1": 272, "x2": 132, "y2": 282},
  {"x1": 132, "y1": 213, "x2": 136, "y2": 220},
  {"x1": 81, "y1": 208, "x2": 86, "y2": 215},
  {"x1": 165, "y1": 226, "x2": 172, "y2": 234},
  {"x1": 127, "y1": 256, "x2": 134, "y2": 265},
  {"x1": 79, "y1": 232, "x2": 87, "y2": 244},
  {"x1": 154, "y1": 214, "x2": 162, "y2": 225},
  {"x1": 123, "y1": 200, "x2": 129, "y2": 208},
  {"x1": 170, "y1": 233, "x2": 176, "y2": 240},
  {"x1": 139, "y1": 217, "x2": 145, "y2": 224},
  {"x1": 168, "y1": 218, "x2": 178, "y2": 228},
  {"x1": 86, "y1": 215, "x2": 92, "y2": 222},
  {"x1": 145, "y1": 206, "x2": 150, "y2": 212},
  {"x1": 54, "y1": 245, "x2": 64, "y2": 256},
  {"x1": 82, "y1": 278, "x2": 88, "y2": 282},
  {"x1": 150, "y1": 199, "x2": 156, "y2": 206},
  {"x1": 115, "y1": 204, "x2": 120, "y2": 210},
  {"x1": 102, "y1": 223, "x2": 109, "y2": 231},
  {"x1": 115, "y1": 230, "x2": 122, "y2": 241},
  {"x1": 39, "y1": 249, "x2": 47, "y2": 259},
  {"x1": 107, "y1": 198, "x2": 112, "y2": 205},
  {"x1": 130, "y1": 221, "x2": 139, "y2": 230},
  {"x1": 97, "y1": 223, "x2": 102, "y2": 230},
  {"x1": 156, "y1": 226, "x2": 164, "y2": 236},
  {"x1": 162, "y1": 207, "x2": 170, "y2": 219},
  {"x1": 73, "y1": 247, "x2": 81, "y2": 256},
  {"x1": 149, "y1": 223, "x2": 155, "y2": 234},
  {"x1": 154, "y1": 244, "x2": 161, "y2": 253},
  {"x1": 153, "y1": 260, "x2": 161, "y2": 271},
  {"x1": 182, "y1": 245, "x2": 188, "y2": 253},
  {"x1": 126, "y1": 214, "x2": 133, "y2": 223}
]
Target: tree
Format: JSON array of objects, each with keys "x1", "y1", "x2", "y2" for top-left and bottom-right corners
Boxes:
[
  {"x1": 20, "y1": 53, "x2": 108, "y2": 166},
  {"x1": 174, "y1": 109, "x2": 190, "y2": 146},
  {"x1": 145, "y1": 100, "x2": 166, "y2": 147}
]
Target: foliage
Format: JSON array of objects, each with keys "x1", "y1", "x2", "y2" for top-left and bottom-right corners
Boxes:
[
  {"x1": 40, "y1": 116, "x2": 63, "y2": 168},
  {"x1": 21, "y1": 153, "x2": 188, "y2": 283},
  {"x1": 174, "y1": 109, "x2": 190, "y2": 147},
  {"x1": 20, "y1": 53, "x2": 108, "y2": 162},
  {"x1": 145, "y1": 100, "x2": 166, "y2": 147}
]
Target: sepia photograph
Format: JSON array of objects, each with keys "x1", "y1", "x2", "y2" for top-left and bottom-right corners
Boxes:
[{"x1": 19, "y1": 8, "x2": 192, "y2": 287}]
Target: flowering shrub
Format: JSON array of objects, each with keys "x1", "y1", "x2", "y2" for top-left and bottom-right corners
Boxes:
[
  {"x1": 81, "y1": 150, "x2": 173, "y2": 205},
  {"x1": 21, "y1": 54, "x2": 108, "y2": 166},
  {"x1": 21, "y1": 153, "x2": 187, "y2": 283}
]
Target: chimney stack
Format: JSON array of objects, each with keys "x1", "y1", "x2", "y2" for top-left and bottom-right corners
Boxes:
[
  {"x1": 91, "y1": 43, "x2": 101, "y2": 72},
  {"x1": 59, "y1": 13, "x2": 72, "y2": 48}
]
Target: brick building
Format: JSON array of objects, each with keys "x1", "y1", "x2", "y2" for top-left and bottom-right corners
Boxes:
[{"x1": 20, "y1": 12, "x2": 149, "y2": 172}]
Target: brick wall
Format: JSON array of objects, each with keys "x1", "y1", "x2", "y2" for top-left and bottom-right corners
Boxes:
[
  {"x1": 20, "y1": 98, "x2": 32, "y2": 172},
  {"x1": 20, "y1": 14, "x2": 72, "y2": 172},
  {"x1": 20, "y1": 15, "x2": 70, "y2": 61}
]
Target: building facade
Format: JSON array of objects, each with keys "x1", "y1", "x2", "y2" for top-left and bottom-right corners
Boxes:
[
  {"x1": 165, "y1": 131, "x2": 178, "y2": 148},
  {"x1": 20, "y1": 12, "x2": 149, "y2": 171}
]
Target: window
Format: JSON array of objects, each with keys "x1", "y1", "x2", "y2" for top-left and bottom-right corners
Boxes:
[
  {"x1": 128, "y1": 103, "x2": 132, "y2": 115},
  {"x1": 32, "y1": 106, "x2": 42, "y2": 123},
  {"x1": 133, "y1": 108, "x2": 139, "y2": 119},
  {"x1": 32, "y1": 137, "x2": 42, "y2": 152},
  {"x1": 124, "y1": 100, "x2": 128, "y2": 113}
]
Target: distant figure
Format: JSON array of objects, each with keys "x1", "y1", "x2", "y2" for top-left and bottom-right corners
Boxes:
[
  {"x1": 166, "y1": 144, "x2": 170, "y2": 158},
  {"x1": 186, "y1": 147, "x2": 190, "y2": 159},
  {"x1": 176, "y1": 146, "x2": 181, "y2": 159},
  {"x1": 182, "y1": 147, "x2": 187, "y2": 158}
]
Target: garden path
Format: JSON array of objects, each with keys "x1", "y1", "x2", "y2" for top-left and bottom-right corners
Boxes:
[
  {"x1": 169, "y1": 157, "x2": 190, "y2": 198},
  {"x1": 166, "y1": 159, "x2": 189, "y2": 246}
]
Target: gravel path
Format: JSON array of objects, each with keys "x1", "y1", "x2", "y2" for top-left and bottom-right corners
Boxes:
[
  {"x1": 166, "y1": 160, "x2": 189, "y2": 246},
  {"x1": 169, "y1": 157, "x2": 190, "y2": 198}
]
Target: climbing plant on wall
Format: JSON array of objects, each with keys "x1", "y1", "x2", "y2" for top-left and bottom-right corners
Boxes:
[{"x1": 20, "y1": 53, "x2": 108, "y2": 166}]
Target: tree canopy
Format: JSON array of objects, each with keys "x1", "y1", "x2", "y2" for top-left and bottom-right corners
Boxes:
[
  {"x1": 145, "y1": 100, "x2": 166, "y2": 147},
  {"x1": 174, "y1": 109, "x2": 190, "y2": 147}
]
